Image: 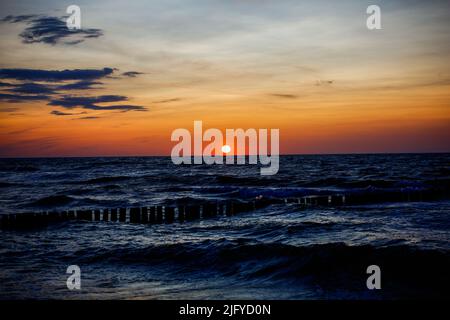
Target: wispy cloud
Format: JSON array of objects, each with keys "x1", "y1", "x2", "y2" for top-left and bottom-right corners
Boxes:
[
  {"x1": 2, "y1": 14, "x2": 103, "y2": 45},
  {"x1": 0, "y1": 93, "x2": 49, "y2": 102},
  {"x1": 0, "y1": 107, "x2": 20, "y2": 113},
  {"x1": 50, "y1": 110, "x2": 71, "y2": 116},
  {"x1": 122, "y1": 71, "x2": 144, "y2": 78},
  {"x1": 0, "y1": 69, "x2": 108, "y2": 98},
  {"x1": 50, "y1": 110, "x2": 86, "y2": 116},
  {"x1": 49, "y1": 95, "x2": 147, "y2": 111},
  {"x1": 0, "y1": 68, "x2": 114, "y2": 82},
  {"x1": 152, "y1": 98, "x2": 182, "y2": 104},
  {"x1": 0, "y1": 67, "x2": 147, "y2": 115},
  {"x1": 75, "y1": 116, "x2": 101, "y2": 120},
  {"x1": 270, "y1": 93, "x2": 298, "y2": 99},
  {"x1": 57, "y1": 80, "x2": 103, "y2": 90},
  {"x1": 7, "y1": 83, "x2": 56, "y2": 94},
  {"x1": 315, "y1": 80, "x2": 334, "y2": 86}
]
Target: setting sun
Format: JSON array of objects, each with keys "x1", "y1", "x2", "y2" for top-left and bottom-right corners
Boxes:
[{"x1": 221, "y1": 145, "x2": 231, "y2": 154}]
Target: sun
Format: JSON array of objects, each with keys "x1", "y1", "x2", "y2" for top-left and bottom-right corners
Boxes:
[{"x1": 221, "y1": 145, "x2": 231, "y2": 154}]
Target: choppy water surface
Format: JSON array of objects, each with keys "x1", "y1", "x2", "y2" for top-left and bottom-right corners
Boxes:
[{"x1": 0, "y1": 154, "x2": 449, "y2": 299}]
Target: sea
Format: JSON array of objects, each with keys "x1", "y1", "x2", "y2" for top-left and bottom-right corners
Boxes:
[{"x1": 0, "y1": 154, "x2": 449, "y2": 299}]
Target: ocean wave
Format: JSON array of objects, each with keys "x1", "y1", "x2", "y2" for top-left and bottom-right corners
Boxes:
[
  {"x1": 28, "y1": 195, "x2": 76, "y2": 207},
  {"x1": 72, "y1": 176, "x2": 134, "y2": 184},
  {"x1": 26, "y1": 194, "x2": 128, "y2": 209},
  {"x1": 0, "y1": 182, "x2": 24, "y2": 188},
  {"x1": 0, "y1": 164, "x2": 40, "y2": 172},
  {"x1": 216, "y1": 175, "x2": 286, "y2": 186},
  {"x1": 73, "y1": 240, "x2": 449, "y2": 297}
]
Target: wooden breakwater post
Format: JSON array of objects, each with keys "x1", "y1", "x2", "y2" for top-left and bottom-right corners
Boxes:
[
  {"x1": 149, "y1": 206, "x2": 156, "y2": 223},
  {"x1": 177, "y1": 205, "x2": 185, "y2": 222},
  {"x1": 156, "y1": 206, "x2": 163, "y2": 223},
  {"x1": 233, "y1": 201, "x2": 255, "y2": 214},
  {"x1": 295, "y1": 195, "x2": 324, "y2": 206},
  {"x1": 13, "y1": 213, "x2": 32, "y2": 228},
  {"x1": 217, "y1": 203, "x2": 225, "y2": 216},
  {"x1": 76, "y1": 209, "x2": 91, "y2": 221},
  {"x1": 125, "y1": 206, "x2": 177, "y2": 224},
  {"x1": 0, "y1": 214, "x2": 9, "y2": 229},
  {"x1": 130, "y1": 207, "x2": 140, "y2": 223},
  {"x1": 0, "y1": 198, "x2": 258, "y2": 230},
  {"x1": 94, "y1": 209, "x2": 101, "y2": 221},
  {"x1": 60, "y1": 211, "x2": 69, "y2": 221},
  {"x1": 0, "y1": 195, "x2": 339, "y2": 230},
  {"x1": 87, "y1": 209, "x2": 94, "y2": 221},
  {"x1": 2, "y1": 213, "x2": 22, "y2": 229},
  {"x1": 2, "y1": 188, "x2": 444, "y2": 230},
  {"x1": 119, "y1": 208, "x2": 126, "y2": 222},
  {"x1": 294, "y1": 194, "x2": 346, "y2": 207},
  {"x1": 223, "y1": 200, "x2": 256, "y2": 216},
  {"x1": 165, "y1": 206, "x2": 175, "y2": 223},
  {"x1": 202, "y1": 202, "x2": 218, "y2": 218},
  {"x1": 110, "y1": 208, "x2": 118, "y2": 221},
  {"x1": 1, "y1": 210, "x2": 74, "y2": 229},
  {"x1": 47, "y1": 211, "x2": 59, "y2": 223},
  {"x1": 225, "y1": 201, "x2": 234, "y2": 216},
  {"x1": 141, "y1": 207, "x2": 149, "y2": 223},
  {"x1": 185, "y1": 205, "x2": 201, "y2": 221},
  {"x1": 102, "y1": 209, "x2": 109, "y2": 221},
  {"x1": 328, "y1": 195, "x2": 345, "y2": 206},
  {"x1": 254, "y1": 197, "x2": 273, "y2": 210},
  {"x1": 306, "y1": 195, "x2": 329, "y2": 206}
]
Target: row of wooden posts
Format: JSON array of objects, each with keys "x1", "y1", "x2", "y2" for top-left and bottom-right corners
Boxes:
[
  {"x1": 0, "y1": 189, "x2": 440, "y2": 230},
  {"x1": 0, "y1": 198, "x2": 271, "y2": 230},
  {"x1": 0, "y1": 195, "x2": 346, "y2": 230}
]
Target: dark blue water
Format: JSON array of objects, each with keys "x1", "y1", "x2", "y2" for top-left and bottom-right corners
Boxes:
[{"x1": 0, "y1": 154, "x2": 449, "y2": 299}]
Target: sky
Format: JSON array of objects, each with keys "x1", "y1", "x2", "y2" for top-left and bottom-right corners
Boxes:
[{"x1": 0, "y1": 0, "x2": 449, "y2": 157}]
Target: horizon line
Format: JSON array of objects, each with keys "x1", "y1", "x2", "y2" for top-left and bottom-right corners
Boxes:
[{"x1": 1, "y1": 151, "x2": 449, "y2": 159}]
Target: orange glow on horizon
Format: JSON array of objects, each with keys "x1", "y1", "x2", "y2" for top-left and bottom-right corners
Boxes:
[{"x1": 1, "y1": 85, "x2": 449, "y2": 157}]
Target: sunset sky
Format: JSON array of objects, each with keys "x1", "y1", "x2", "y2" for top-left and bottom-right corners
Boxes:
[{"x1": 0, "y1": 0, "x2": 449, "y2": 157}]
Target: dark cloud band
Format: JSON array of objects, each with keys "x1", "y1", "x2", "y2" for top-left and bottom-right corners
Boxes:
[
  {"x1": 0, "y1": 68, "x2": 114, "y2": 82},
  {"x1": 2, "y1": 15, "x2": 103, "y2": 45},
  {"x1": 0, "y1": 93, "x2": 49, "y2": 102},
  {"x1": 122, "y1": 71, "x2": 143, "y2": 78},
  {"x1": 49, "y1": 95, "x2": 147, "y2": 111},
  {"x1": 0, "y1": 68, "x2": 147, "y2": 114}
]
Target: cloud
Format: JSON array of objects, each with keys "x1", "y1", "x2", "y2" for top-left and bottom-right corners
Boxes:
[
  {"x1": 0, "y1": 68, "x2": 114, "y2": 82},
  {"x1": 0, "y1": 93, "x2": 50, "y2": 102},
  {"x1": 0, "y1": 67, "x2": 147, "y2": 113},
  {"x1": 50, "y1": 110, "x2": 74, "y2": 116},
  {"x1": 270, "y1": 93, "x2": 298, "y2": 99},
  {"x1": 49, "y1": 95, "x2": 147, "y2": 111},
  {"x1": 76, "y1": 116, "x2": 101, "y2": 120},
  {"x1": 122, "y1": 71, "x2": 143, "y2": 78},
  {"x1": 7, "y1": 83, "x2": 56, "y2": 94},
  {"x1": 0, "y1": 79, "x2": 103, "y2": 100},
  {"x1": 56, "y1": 80, "x2": 103, "y2": 90},
  {"x1": 315, "y1": 80, "x2": 334, "y2": 86},
  {"x1": 0, "y1": 107, "x2": 19, "y2": 113},
  {"x1": 152, "y1": 98, "x2": 182, "y2": 104},
  {"x1": 50, "y1": 110, "x2": 97, "y2": 118},
  {"x1": 50, "y1": 110, "x2": 88, "y2": 116},
  {"x1": 0, "y1": 69, "x2": 107, "y2": 96},
  {"x1": 2, "y1": 15, "x2": 103, "y2": 45},
  {"x1": 2, "y1": 15, "x2": 37, "y2": 23},
  {"x1": 48, "y1": 95, "x2": 127, "y2": 107},
  {"x1": 6, "y1": 127, "x2": 39, "y2": 135}
]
